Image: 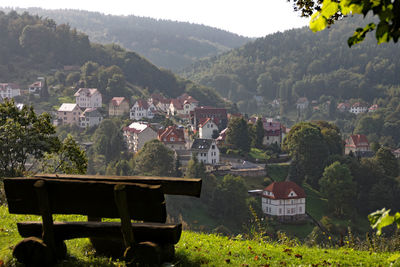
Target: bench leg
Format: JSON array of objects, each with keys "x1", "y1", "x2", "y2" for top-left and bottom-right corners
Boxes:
[
  {"x1": 125, "y1": 241, "x2": 161, "y2": 266},
  {"x1": 13, "y1": 237, "x2": 55, "y2": 267}
]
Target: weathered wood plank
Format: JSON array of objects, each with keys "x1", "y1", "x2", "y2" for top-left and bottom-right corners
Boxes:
[
  {"x1": 35, "y1": 174, "x2": 202, "y2": 197},
  {"x1": 4, "y1": 178, "x2": 166, "y2": 222},
  {"x1": 17, "y1": 221, "x2": 182, "y2": 244},
  {"x1": 114, "y1": 184, "x2": 135, "y2": 248}
]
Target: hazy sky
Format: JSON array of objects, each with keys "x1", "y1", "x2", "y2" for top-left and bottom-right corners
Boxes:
[{"x1": 1, "y1": 0, "x2": 309, "y2": 37}]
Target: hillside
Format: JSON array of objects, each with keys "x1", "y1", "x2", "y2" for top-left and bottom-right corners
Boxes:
[
  {"x1": 1, "y1": 7, "x2": 251, "y2": 70},
  {"x1": 0, "y1": 205, "x2": 397, "y2": 266},
  {"x1": 181, "y1": 16, "x2": 400, "y2": 114},
  {"x1": 0, "y1": 10, "x2": 227, "y2": 107}
]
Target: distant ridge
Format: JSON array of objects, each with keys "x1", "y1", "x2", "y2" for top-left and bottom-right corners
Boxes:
[{"x1": 0, "y1": 7, "x2": 251, "y2": 70}]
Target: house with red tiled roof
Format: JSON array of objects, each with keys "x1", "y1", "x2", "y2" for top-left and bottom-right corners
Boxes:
[
  {"x1": 345, "y1": 134, "x2": 371, "y2": 155},
  {"x1": 296, "y1": 97, "x2": 309, "y2": 110},
  {"x1": 109, "y1": 97, "x2": 129, "y2": 116},
  {"x1": 337, "y1": 102, "x2": 351, "y2": 112},
  {"x1": 123, "y1": 122, "x2": 157, "y2": 152},
  {"x1": 350, "y1": 102, "x2": 368, "y2": 114},
  {"x1": 199, "y1": 118, "x2": 218, "y2": 139},
  {"x1": 168, "y1": 99, "x2": 184, "y2": 116},
  {"x1": 369, "y1": 104, "x2": 378, "y2": 112},
  {"x1": 28, "y1": 81, "x2": 43, "y2": 95},
  {"x1": 130, "y1": 99, "x2": 156, "y2": 120},
  {"x1": 74, "y1": 88, "x2": 102, "y2": 108},
  {"x1": 262, "y1": 181, "x2": 306, "y2": 221},
  {"x1": 249, "y1": 117, "x2": 284, "y2": 146},
  {"x1": 191, "y1": 107, "x2": 228, "y2": 130},
  {"x1": 168, "y1": 94, "x2": 199, "y2": 118},
  {"x1": 158, "y1": 125, "x2": 186, "y2": 151}
]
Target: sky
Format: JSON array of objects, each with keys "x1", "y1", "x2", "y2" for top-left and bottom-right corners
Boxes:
[{"x1": 0, "y1": 0, "x2": 309, "y2": 37}]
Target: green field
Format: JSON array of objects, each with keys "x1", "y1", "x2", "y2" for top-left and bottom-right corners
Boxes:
[{"x1": 0, "y1": 205, "x2": 398, "y2": 266}]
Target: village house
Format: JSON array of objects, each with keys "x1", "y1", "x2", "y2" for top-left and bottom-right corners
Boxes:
[
  {"x1": 168, "y1": 99, "x2": 184, "y2": 116},
  {"x1": 191, "y1": 138, "x2": 220, "y2": 165},
  {"x1": 393, "y1": 148, "x2": 400, "y2": 159},
  {"x1": 199, "y1": 118, "x2": 218, "y2": 139},
  {"x1": 109, "y1": 97, "x2": 130, "y2": 116},
  {"x1": 249, "y1": 117, "x2": 284, "y2": 146},
  {"x1": 57, "y1": 103, "x2": 82, "y2": 126},
  {"x1": 79, "y1": 108, "x2": 103, "y2": 128},
  {"x1": 0, "y1": 83, "x2": 21, "y2": 99},
  {"x1": 337, "y1": 102, "x2": 351, "y2": 112},
  {"x1": 262, "y1": 181, "x2": 306, "y2": 221},
  {"x1": 74, "y1": 88, "x2": 102, "y2": 108},
  {"x1": 350, "y1": 102, "x2": 368, "y2": 114},
  {"x1": 123, "y1": 122, "x2": 158, "y2": 153},
  {"x1": 158, "y1": 125, "x2": 186, "y2": 151},
  {"x1": 369, "y1": 104, "x2": 378, "y2": 112},
  {"x1": 296, "y1": 97, "x2": 309, "y2": 110},
  {"x1": 216, "y1": 128, "x2": 228, "y2": 145},
  {"x1": 28, "y1": 81, "x2": 43, "y2": 95},
  {"x1": 345, "y1": 134, "x2": 371, "y2": 156},
  {"x1": 191, "y1": 107, "x2": 228, "y2": 131},
  {"x1": 130, "y1": 99, "x2": 156, "y2": 120}
]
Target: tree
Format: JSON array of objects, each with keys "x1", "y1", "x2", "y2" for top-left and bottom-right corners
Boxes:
[
  {"x1": 185, "y1": 153, "x2": 206, "y2": 178},
  {"x1": 134, "y1": 139, "x2": 174, "y2": 176},
  {"x1": 289, "y1": 0, "x2": 400, "y2": 46},
  {"x1": 252, "y1": 118, "x2": 265, "y2": 149},
  {"x1": 226, "y1": 117, "x2": 251, "y2": 152},
  {"x1": 39, "y1": 78, "x2": 49, "y2": 99},
  {"x1": 41, "y1": 135, "x2": 88, "y2": 174},
  {"x1": 319, "y1": 161, "x2": 356, "y2": 217},
  {"x1": 93, "y1": 119, "x2": 125, "y2": 163},
  {"x1": 282, "y1": 122, "x2": 329, "y2": 188},
  {"x1": 375, "y1": 146, "x2": 399, "y2": 177},
  {"x1": 0, "y1": 99, "x2": 60, "y2": 177}
]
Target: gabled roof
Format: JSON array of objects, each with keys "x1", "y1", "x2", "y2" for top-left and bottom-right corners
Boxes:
[
  {"x1": 183, "y1": 96, "x2": 199, "y2": 104},
  {"x1": 263, "y1": 181, "x2": 306, "y2": 199},
  {"x1": 110, "y1": 97, "x2": 127, "y2": 106},
  {"x1": 216, "y1": 128, "x2": 228, "y2": 142},
  {"x1": 352, "y1": 102, "x2": 368, "y2": 108},
  {"x1": 123, "y1": 122, "x2": 154, "y2": 134},
  {"x1": 199, "y1": 118, "x2": 217, "y2": 128},
  {"x1": 170, "y1": 99, "x2": 183, "y2": 110},
  {"x1": 58, "y1": 103, "x2": 80, "y2": 112},
  {"x1": 347, "y1": 134, "x2": 369, "y2": 147},
  {"x1": 74, "y1": 88, "x2": 100, "y2": 97},
  {"x1": 134, "y1": 99, "x2": 149, "y2": 109},
  {"x1": 191, "y1": 138, "x2": 215, "y2": 150},
  {"x1": 81, "y1": 108, "x2": 102, "y2": 118},
  {"x1": 0, "y1": 83, "x2": 20, "y2": 90},
  {"x1": 296, "y1": 97, "x2": 308, "y2": 104},
  {"x1": 29, "y1": 81, "x2": 42, "y2": 88},
  {"x1": 158, "y1": 125, "x2": 185, "y2": 143}
]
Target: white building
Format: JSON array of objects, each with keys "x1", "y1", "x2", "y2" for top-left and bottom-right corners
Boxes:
[
  {"x1": 191, "y1": 139, "x2": 219, "y2": 165},
  {"x1": 74, "y1": 88, "x2": 102, "y2": 108},
  {"x1": 262, "y1": 181, "x2": 306, "y2": 221},
  {"x1": 79, "y1": 108, "x2": 103, "y2": 128},
  {"x1": 123, "y1": 122, "x2": 158, "y2": 153},
  {"x1": 350, "y1": 102, "x2": 368, "y2": 114},
  {"x1": 199, "y1": 118, "x2": 218, "y2": 139},
  {"x1": 130, "y1": 100, "x2": 156, "y2": 120},
  {"x1": 0, "y1": 83, "x2": 21, "y2": 99},
  {"x1": 296, "y1": 97, "x2": 309, "y2": 110},
  {"x1": 28, "y1": 81, "x2": 43, "y2": 95}
]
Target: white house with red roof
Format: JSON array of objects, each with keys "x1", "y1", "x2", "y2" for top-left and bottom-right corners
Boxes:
[
  {"x1": 191, "y1": 107, "x2": 228, "y2": 130},
  {"x1": 168, "y1": 94, "x2": 199, "y2": 118},
  {"x1": 345, "y1": 134, "x2": 371, "y2": 155},
  {"x1": 337, "y1": 102, "x2": 351, "y2": 112},
  {"x1": 158, "y1": 125, "x2": 186, "y2": 151},
  {"x1": 350, "y1": 102, "x2": 368, "y2": 114},
  {"x1": 109, "y1": 97, "x2": 130, "y2": 116},
  {"x1": 249, "y1": 117, "x2": 284, "y2": 146},
  {"x1": 296, "y1": 97, "x2": 309, "y2": 110},
  {"x1": 123, "y1": 122, "x2": 157, "y2": 152},
  {"x1": 199, "y1": 118, "x2": 218, "y2": 139},
  {"x1": 74, "y1": 88, "x2": 102, "y2": 108},
  {"x1": 28, "y1": 81, "x2": 43, "y2": 95},
  {"x1": 130, "y1": 99, "x2": 156, "y2": 120},
  {"x1": 0, "y1": 83, "x2": 20, "y2": 99},
  {"x1": 262, "y1": 181, "x2": 306, "y2": 220},
  {"x1": 168, "y1": 99, "x2": 184, "y2": 116}
]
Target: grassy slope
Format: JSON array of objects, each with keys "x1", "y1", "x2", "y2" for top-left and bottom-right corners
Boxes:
[{"x1": 0, "y1": 206, "x2": 397, "y2": 266}]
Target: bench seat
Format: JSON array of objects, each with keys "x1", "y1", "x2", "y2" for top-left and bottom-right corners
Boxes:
[{"x1": 17, "y1": 221, "x2": 182, "y2": 244}]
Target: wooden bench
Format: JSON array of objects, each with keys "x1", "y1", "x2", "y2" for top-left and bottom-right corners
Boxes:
[{"x1": 4, "y1": 175, "x2": 202, "y2": 266}]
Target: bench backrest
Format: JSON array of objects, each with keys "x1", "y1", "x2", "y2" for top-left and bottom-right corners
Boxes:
[
  {"x1": 4, "y1": 177, "x2": 166, "y2": 223},
  {"x1": 35, "y1": 174, "x2": 202, "y2": 197}
]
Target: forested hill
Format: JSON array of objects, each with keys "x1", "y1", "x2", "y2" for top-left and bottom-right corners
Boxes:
[
  {"x1": 181, "y1": 16, "x2": 400, "y2": 113},
  {"x1": 1, "y1": 7, "x2": 251, "y2": 70},
  {"x1": 0, "y1": 11, "x2": 226, "y2": 107}
]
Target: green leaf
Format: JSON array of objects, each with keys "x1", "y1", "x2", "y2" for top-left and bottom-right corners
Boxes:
[
  {"x1": 376, "y1": 22, "x2": 390, "y2": 44},
  {"x1": 320, "y1": 0, "x2": 339, "y2": 18},
  {"x1": 388, "y1": 254, "x2": 400, "y2": 263},
  {"x1": 347, "y1": 23, "x2": 376, "y2": 47},
  {"x1": 310, "y1": 11, "x2": 328, "y2": 32},
  {"x1": 369, "y1": 208, "x2": 394, "y2": 236}
]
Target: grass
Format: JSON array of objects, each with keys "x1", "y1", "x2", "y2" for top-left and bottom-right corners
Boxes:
[
  {"x1": 266, "y1": 164, "x2": 290, "y2": 182},
  {"x1": 1, "y1": 204, "x2": 398, "y2": 266},
  {"x1": 249, "y1": 148, "x2": 268, "y2": 160}
]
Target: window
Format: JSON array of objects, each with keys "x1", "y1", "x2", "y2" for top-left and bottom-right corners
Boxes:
[
  {"x1": 287, "y1": 209, "x2": 290, "y2": 214},
  {"x1": 212, "y1": 145, "x2": 215, "y2": 149},
  {"x1": 64, "y1": 112, "x2": 66, "y2": 115},
  {"x1": 279, "y1": 208, "x2": 282, "y2": 214},
  {"x1": 299, "y1": 207, "x2": 302, "y2": 212}
]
